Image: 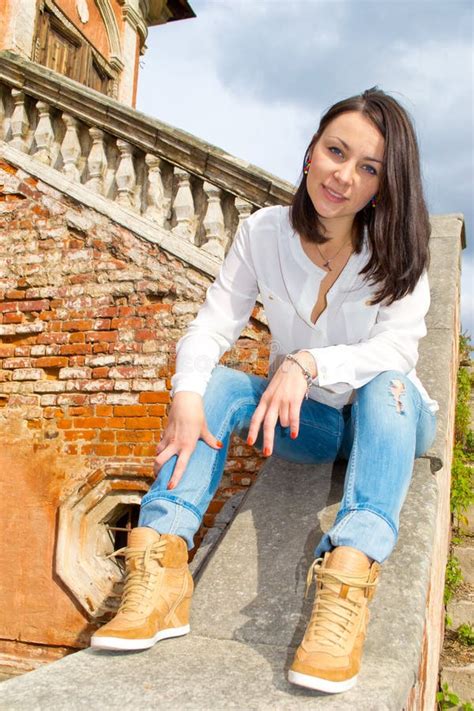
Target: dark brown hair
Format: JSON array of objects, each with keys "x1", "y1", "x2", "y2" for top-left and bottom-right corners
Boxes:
[{"x1": 289, "y1": 86, "x2": 431, "y2": 306}]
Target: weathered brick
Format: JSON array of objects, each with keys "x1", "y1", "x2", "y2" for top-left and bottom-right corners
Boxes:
[
  {"x1": 113, "y1": 405, "x2": 148, "y2": 417},
  {"x1": 56, "y1": 419, "x2": 72, "y2": 429},
  {"x1": 131, "y1": 379, "x2": 166, "y2": 391},
  {"x1": 69, "y1": 407, "x2": 94, "y2": 417},
  {"x1": 73, "y1": 417, "x2": 106, "y2": 429},
  {"x1": 91, "y1": 444, "x2": 115, "y2": 456},
  {"x1": 0, "y1": 346, "x2": 15, "y2": 357},
  {"x1": 116, "y1": 444, "x2": 134, "y2": 456},
  {"x1": 59, "y1": 345, "x2": 91, "y2": 355},
  {"x1": 95, "y1": 405, "x2": 113, "y2": 417},
  {"x1": 12, "y1": 368, "x2": 43, "y2": 380},
  {"x1": 86, "y1": 355, "x2": 115, "y2": 367},
  {"x1": 116, "y1": 430, "x2": 153, "y2": 443},
  {"x1": 61, "y1": 320, "x2": 94, "y2": 332},
  {"x1": 64, "y1": 430, "x2": 96, "y2": 441},
  {"x1": 147, "y1": 404, "x2": 167, "y2": 416},
  {"x1": 32, "y1": 381, "x2": 67, "y2": 392},
  {"x1": 124, "y1": 417, "x2": 162, "y2": 430},
  {"x1": 139, "y1": 392, "x2": 171, "y2": 404},
  {"x1": 85, "y1": 331, "x2": 118, "y2": 343},
  {"x1": 3, "y1": 313, "x2": 23, "y2": 324},
  {"x1": 99, "y1": 430, "x2": 115, "y2": 442},
  {"x1": 35, "y1": 357, "x2": 69, "y2": 368},
  {"x1": 105, "y1": 393, "x2": 139, "y2": 405},
  {"x1": 3, "y1": 358, "x2": 31, "y2": 369},
  {"x1": 59, "y1": 367, "x2": 91, "y2": 379}
]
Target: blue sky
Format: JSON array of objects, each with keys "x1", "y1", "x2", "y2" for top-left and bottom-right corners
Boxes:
[{"x1": 137, "y1": 0, "x2": 473, "y2": 337}]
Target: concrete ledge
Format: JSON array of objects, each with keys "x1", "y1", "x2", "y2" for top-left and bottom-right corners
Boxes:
[{"x1": 0, "y1": 459, "x2": 436, "y2": 710}]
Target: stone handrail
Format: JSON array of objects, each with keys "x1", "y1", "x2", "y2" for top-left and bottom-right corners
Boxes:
[{"x1": 0, "y1": 51, "x2": 295, "y2": 260}]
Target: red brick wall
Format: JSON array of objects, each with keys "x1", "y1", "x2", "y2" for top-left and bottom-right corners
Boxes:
[{"x1": 0, "y1": 159, "x2": 269, "y2": 663}]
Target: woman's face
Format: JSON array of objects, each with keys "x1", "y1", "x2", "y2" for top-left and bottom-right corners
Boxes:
[{"x1": 306, "y1": 110, "x2": 385, "y2": 220}]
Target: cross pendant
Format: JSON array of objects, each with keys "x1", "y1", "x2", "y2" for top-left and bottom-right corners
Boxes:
[{"x1": 324, "y1": 261, "x2": 332, "y2": 271}]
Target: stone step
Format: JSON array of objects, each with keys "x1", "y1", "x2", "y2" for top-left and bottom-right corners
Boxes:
[
  {"x1": 0, "y1": 457, "x2": 437, "y2": 710},
  {"x1": 466, "y1": 503, "x2": 474, "y2": 535},
  {"x1": 453, "y1": 543, "x2": 474, "y2": 585},
  {"x1": 446, "y1": 598, "x2": 474, "y2": 629},
  {"x1": 440, "y1": 664, "x2": 474, "y2": 705}
]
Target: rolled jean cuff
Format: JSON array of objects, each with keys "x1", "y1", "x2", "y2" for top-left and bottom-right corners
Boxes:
[
  {"x1": 138, "y1": 493, "x2": 201, "y2": 550},
  {"x1": 313, "y1": 507, "x2": 398, "y2": 564}
]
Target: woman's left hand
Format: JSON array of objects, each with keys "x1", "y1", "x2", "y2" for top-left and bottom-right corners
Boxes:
[{"x1": 246, "y1": 351, "x2": 317, "y2": 457}]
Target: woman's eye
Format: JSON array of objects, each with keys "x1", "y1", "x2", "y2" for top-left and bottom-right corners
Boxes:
[
  {"x1": 329, "y1": 146, "x2": 342, "y2": 156},
  {"x1": 364, "y1": 165, "x2": 377, "y2": 176}
]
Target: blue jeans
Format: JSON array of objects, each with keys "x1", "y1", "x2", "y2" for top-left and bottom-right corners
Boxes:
[{"x1": 139, "y1": 365, "x2": 437, "y2": 563}]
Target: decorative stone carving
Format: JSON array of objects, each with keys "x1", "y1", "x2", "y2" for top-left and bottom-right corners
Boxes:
[
  {"x1": 171, "y1": 167, "x2": 196, "y2": 242},
  {"x1": 55, "y1": 465, "x2": 152, "y2": 616},
  {"x1": 60, "y1": 114, "x2": 82, "y2": 182},
  {"x1": 115, "y1": 139, "x2": 136, "y2": 208},
  {"x1": 0, "y1": 57, "x2": 289, "y2": 278},
  {"x1": 235, "y1": 196, "x2": 254, "y2": 226},
  {"x1": 10, "y1": 90, "x2": 28, "y2": 153},
  {"x1": 86, "y1": 127, "x2": 107, "y2": 194},
  {"x1": 144, "y1": 153, "x2": 167, "y2": 225},
  {"x1": 0, "y1": 86, "x2": 6, "y2": 142},
  {"x1": 202, "y1": 181, "x2": 226, "y2": 258},
  {"x1": 33, "y1": 101, "x2": 54, "y2": 165},
  {"x1": 76, "y1": 0, "x2": 90, "y2": 23}
]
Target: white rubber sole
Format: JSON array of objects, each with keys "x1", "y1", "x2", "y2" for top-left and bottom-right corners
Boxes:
[
  {"x1": 288, "y1": 669, "x2": 358, "y2": 694},
  {"x1": 90, "y1": 624, "x2": 190, "y2": 651}
]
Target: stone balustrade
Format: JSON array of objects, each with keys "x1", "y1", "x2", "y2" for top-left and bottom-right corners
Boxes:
[{"x1": 0, "y1": 51, "x2": 295, "y2": 261}]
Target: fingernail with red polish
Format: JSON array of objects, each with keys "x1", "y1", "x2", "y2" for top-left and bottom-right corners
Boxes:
[
  {"x1": 291, "y1": 431, "x2": 297, "y2": 439},
  {"x1": 167, "y1": 481, "x2": 174, "y2": 490},
  {"x1": 263, "y1": 447, "x2": 271, "y2": 457},
  {"x1": 216, "y1": 440, "x2": 223, "y2": 448},
  {"x1": 247, "y1": 436, "x2": 253, "y2": 446}
]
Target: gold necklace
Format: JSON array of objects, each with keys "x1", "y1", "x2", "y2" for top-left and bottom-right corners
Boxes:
[{"x1": 315, "y1": 239, "x2": 353, "y2": 271}]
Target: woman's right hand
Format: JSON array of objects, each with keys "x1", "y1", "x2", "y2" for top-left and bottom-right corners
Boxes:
[{"x1": 154, "y1": 391, "x2": 223, "y2": 490}]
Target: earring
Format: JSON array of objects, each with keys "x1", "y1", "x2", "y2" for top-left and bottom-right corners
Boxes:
[
  {"x1": 371, "y1": 194, "x2": 377, "y2": 208},
  {"x1": 303, "y1": 158, "x2": 312, "y2": 175}
]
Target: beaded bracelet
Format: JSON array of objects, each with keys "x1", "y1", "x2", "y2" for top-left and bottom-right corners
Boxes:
[{"x1": 284, "y1": 353, "x2": 314, "y2": 399}]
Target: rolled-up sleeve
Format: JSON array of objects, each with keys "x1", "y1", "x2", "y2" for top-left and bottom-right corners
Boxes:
[
  {"x1": 170, "y1": 218, "x2": 259, "y2": 397},
  {"x1": 304, "y1": 271, "x2": 431, "y2": 394}
]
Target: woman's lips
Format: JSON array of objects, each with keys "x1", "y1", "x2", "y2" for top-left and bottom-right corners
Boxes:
[{"x1": 322, "y1": 185, "x2": 347, "y2": 203}]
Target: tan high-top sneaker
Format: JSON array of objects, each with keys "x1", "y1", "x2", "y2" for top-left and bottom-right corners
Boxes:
[
  {"x1": 90, "y1": 527, "x2": 193, "y2": 651},
  {"x1": 288, "y1": 546, "x2": 380, "y2": 693}
]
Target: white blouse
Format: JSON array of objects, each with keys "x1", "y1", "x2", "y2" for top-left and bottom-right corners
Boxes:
[{"x1": 171, "y1": 205, "x2": 439, "y2": 414}]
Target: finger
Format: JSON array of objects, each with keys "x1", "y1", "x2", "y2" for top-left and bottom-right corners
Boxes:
[
  {"x1": 246, "y1": 402, "x2": 267, "y2": 447},
  {"x1": 201, "y1": 428, "x2": 224, "y2": 449},
  {"x1": 153, "y1": 441, "x2": 178, "y2": 476},
  {"x1": 279, "y1": 402, "x2": 290, "y2": 429},
  {"x1": 155, "y1": 438, "x2": 168, "y2": 456},
  {"x1": 167, "y1": 449, "x2": 192, "y2": 490},
  {"x1": 262, "y1": 406, "x2": 280, "y2": 456},
  {"x1": 288, "y1": 401, "x2": 300, "y2": 439}
]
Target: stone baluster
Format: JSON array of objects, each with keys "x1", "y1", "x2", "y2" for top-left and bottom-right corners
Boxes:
[
  {"x1": 0, "y1": 86, "x2": 7, "y2": 142},
  {"x1": 201, "y1": 182, "x2": 226, "y2": 258},
  {"x1": 10, "y1": 89, "x2": 29, "y2": 152},
  {"x1": 115, "y1": 139, "x2": 136, "y2": 208},
  {"x1": 86, "y1": 127, "x2": 107, "y2": 194},
  {"x1": 171, "y1": 167, "x2": 196, "y2": 242},
  {"x1": 60, "y1": 113, "x2": 82, "y2": 182},
  {"x1": 33, "y1": 101, "x2": 54, "y2": 165},
  {"x1": 235, "y1": 196, "x2": 254, "y2": 227},
  {"x1": 144, "y1": 154, "x2": 166, "y2": 225}
]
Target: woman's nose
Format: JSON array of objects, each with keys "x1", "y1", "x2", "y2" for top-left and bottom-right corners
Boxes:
[{"x1": 334, "y1": 162, "x2": 355, "y2": 184}]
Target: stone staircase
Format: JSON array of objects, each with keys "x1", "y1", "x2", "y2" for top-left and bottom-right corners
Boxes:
[{"x1": 0, "y1": 51, "x2": 467, "y2": 709}]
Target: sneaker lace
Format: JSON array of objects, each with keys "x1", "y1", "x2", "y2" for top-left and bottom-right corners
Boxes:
[
  {"x1": 105, "y1": 540, "x2": 167, "y2": 614},
  {"x1": 305, "y1": 558, "x2": 378, "y2": 649}
]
